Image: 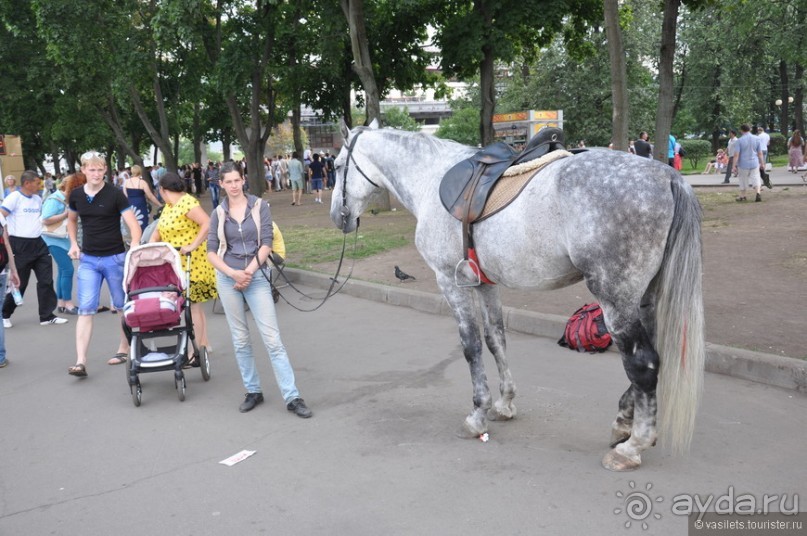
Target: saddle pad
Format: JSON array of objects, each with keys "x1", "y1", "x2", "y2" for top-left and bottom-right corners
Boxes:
[{"x1": 478, "y1": 150, "x2": 572, "y2": 221}]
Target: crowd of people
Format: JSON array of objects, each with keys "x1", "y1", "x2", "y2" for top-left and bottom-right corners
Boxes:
[
  {"x1": 624, "y1": 124, "x2": 793, "y2": 202},
  {"x1": 0, "y1": 152, "x2": 315, "y2": 418}
]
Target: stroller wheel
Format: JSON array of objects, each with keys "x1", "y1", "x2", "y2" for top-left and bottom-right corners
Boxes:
[
  {"x1": 200, "y1": 347, "x2": 211, "y2": 381},
  {"x1": 131, "y1": 382, "x2": 142, "y2": 407},
  {"x1": 175, "y1": 373, "x2": 186, "y2": 401}
]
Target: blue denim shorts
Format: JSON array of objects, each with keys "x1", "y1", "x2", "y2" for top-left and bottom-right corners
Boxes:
[{"x1": 76, "y1": 252, "x2": 127, "y2": 315}]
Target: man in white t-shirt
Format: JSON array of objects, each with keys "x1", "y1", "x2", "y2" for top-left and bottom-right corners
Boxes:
[
  {"x1": 756, "y1": 126, "x2": 771, "y2": 163},
  {"x1": 0, "y1": 170, "x2": 67, "y2": 327}
]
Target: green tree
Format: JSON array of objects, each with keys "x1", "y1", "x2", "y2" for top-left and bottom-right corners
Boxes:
[
  {"x1": 435, "y1": 107, "x2": 481, "y2": 146},
  {"x1": 382, "y1": 107, "x2": 420, "y2": 131},
  {"x1": 434, "y1": 0, "x2": 601, "y2": 145}
]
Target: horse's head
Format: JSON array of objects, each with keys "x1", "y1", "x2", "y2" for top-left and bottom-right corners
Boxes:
[{"x1": 330, "y1": 119, "x2": 385, "y2": 233}]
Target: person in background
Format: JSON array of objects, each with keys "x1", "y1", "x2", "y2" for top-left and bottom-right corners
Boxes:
[
  {"x1": 288, "y1": 151, "x2": 304, "y2": 207},
  {"x1": 207, "y1": 161, "x2": 312, "y2": 418},
  {"x1": 732, "y1": 123, "x2": 764, "y2": 202},
  {"x1": 0, "y1": 213, "x2": 20, "y2": 368},
  {"x1": 787, "y1": 130, "x2": 805, "y2": 172},
  {"x1": 205, "y1": 161, "x2": 221, "y2": 209},
  {"x1": 40, "y1": 172, "x2": 86, "y2": 315},
  {"x1": 633, "y1": 132, "x2": 652, "y2": 158},
  {"x1": 3, "y1": 175, "x2": 17, "y2": 199},
  {"x1": 308, "y1": 153, "x2": 326, "y2": 204},
  {"x1": 668, "y1": 133, "x2": 676, "y2": 167},
  {"x1": 723, "y1": 130, "x2": 738, "y2": 184},
  {"x1": 756, "y1": 126, "x2": 771, "y2": 164},
  {"x1": 0, "y1": 170, "x2": 67, "y2": 328},
  {"x1": 123, "y1": 164, "x2": 163, "y2": 233}
]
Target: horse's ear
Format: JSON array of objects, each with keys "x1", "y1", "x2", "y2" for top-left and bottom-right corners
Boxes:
[
  {"x1": 368, "y1": 118, "x2": 380, "y2": 130},
  {"x1": 339, "y1": 118, "x2": 350, "y2": 142}
]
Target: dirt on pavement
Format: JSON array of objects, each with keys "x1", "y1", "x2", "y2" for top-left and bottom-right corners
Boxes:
[{"x1": 262, "y1": 183, "x2": 807, "y2": 359}]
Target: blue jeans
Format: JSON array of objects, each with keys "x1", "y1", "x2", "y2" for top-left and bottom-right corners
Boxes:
[
  {"x1": 76, "y1": 253, "x2": 127, "y2": 315},
  {"x1": 216, "y1": 270, "x2": 300, "y2": 401},
  {"x1": 209, "y1": 183, "x2": 220, "y2": 209},
  {"x1": 48, "y1": 245, "x2": 74, "y2": 301},
  {"x1": 0, "y1": 272, "x2": 6, "y2": 364}
]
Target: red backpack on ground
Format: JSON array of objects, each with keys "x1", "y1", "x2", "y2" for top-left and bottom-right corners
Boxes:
[{"x1": 558, "y1": 303, "x2": 612, "y2": 353}]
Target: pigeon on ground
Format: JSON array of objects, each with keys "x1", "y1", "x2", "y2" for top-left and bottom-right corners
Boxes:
[
  {"x1": 394, "y1": 265, "x2": 416, "y2": 282},
  {"x1": 370, "y1": 208, "x2": 380, "y2": 215}
]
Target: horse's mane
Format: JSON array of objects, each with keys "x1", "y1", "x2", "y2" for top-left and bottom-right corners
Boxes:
[{"x1": 359, "y1": 126, "x2": 472, "y2": 159}]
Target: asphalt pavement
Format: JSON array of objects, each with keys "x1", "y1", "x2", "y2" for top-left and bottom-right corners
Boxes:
[{"x1": 1, "y1": 286, "x2": 805, "y2": 535}]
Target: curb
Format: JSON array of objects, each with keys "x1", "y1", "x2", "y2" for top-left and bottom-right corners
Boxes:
[{"x1": 282, "y1": 268, "x2": 807, "y2": 393}]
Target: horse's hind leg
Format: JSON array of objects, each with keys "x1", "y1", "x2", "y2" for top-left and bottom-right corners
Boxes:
[
  {"x1": 609, "y1": 386, "x2": 634, "y2": 448},
  {"x1": 476, "y1": 284, "x2": 516, "y2": 421},
  {"x1": 601, "y1": 314, "x2": 659, "y2": 472},
  {"x1": 609, "y1": 289, "x2": 658, "y2": 447},
  {"x1": 437, "y1": 273, "x2": 492, "y2": 438}
]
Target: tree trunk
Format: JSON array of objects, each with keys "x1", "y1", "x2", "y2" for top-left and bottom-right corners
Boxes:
[
  {"x1": 192, "y1": 102, "x2": 202, "y2": 164},
  {"x1": 341, "y1": 0, "x2": 389, "y2": 210},
  {"x1": 49, "y1": 142, "x2": 62, "y2": 175},
  {"x1": 222, "y1": 130, "x2": 232, "y2": 162},
  {"x1": 99, "y1": 95, "x2": 144, "y2": 168},
  {"x1": 292, "y1": 106, "x2": 303, "y2": 156},
  {"x1": 795, "y1": 63, "x2": 804, "y2": 134},
  {"x1": 653, "y1": 0, "x2": 680, "y2": 164},
  {"x1": 477, "y1": 1, "x2": 495, "y2": 146},
  {"x1": 129, "y1": 84, "x2": 175, "y2": 172},
  {"x1": 341, "y1": 0, "x2": 381, "y2": 124},
  {"x1": 779, "y1": 60, "x2": 789, "y2": 137},
  {"x1": 604, "y1": 0, "x2": 628, "y2": 152}
]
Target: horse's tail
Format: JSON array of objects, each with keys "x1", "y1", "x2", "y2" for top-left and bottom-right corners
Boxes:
[{"x1": 655, "y1": 178, "x2": 705, "y2": 454}]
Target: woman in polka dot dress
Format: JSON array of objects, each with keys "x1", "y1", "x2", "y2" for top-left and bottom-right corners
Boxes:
[{"x1": 150, "y1": 172, "x2": 217, "y2": 358}]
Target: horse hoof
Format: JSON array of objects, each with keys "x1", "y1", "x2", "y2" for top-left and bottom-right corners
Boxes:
[
  {"x1": 602, "y1": 449, "x2": 641, "y2": 472},
  {"x1": 487, "y1": 400, "x2": 517, "y2": 421},
  {"x1": 456, "y1": 415, "x2": 487, "y2": 439}
]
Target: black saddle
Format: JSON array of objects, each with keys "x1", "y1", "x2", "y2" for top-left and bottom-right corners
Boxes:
[{"x1": 440, "y1": 127, "x2": 566, "y2": 223}]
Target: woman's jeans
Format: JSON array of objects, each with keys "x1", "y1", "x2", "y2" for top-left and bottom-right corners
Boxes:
[
  {"x1": 48, "y1": 245, "x2": 74, "y2": 301},
  {"x1": 216, "y1": 271, "x2": 299, "y2": 401}
]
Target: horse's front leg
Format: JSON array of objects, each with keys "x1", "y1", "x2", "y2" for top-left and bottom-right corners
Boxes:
[
  {"x1": 602, "y1": 321, "x2": 659, "y2": 471},
  {"x1": 437, "y1": 274, "x2": 491, "y2": 438},
  {"x1": 476, "y1": 284, "x2": 516, "y2": 421}
]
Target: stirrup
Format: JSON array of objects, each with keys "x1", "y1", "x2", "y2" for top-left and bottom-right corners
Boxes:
[{"x1": 454, "y1": 258, "x2": 482, "y2": 287}]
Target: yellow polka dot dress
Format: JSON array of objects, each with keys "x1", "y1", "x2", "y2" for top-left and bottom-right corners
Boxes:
[{"x1": 157, "y1": 194, "x2": 217, "y2": 303}]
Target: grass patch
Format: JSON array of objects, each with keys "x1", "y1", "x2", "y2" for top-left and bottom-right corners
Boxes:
[
  {"x1": 695, "y1": 190, "x2": 738, "y2": 210},
  {"x1": 281, "y1": 225, "x2": 410, "y2": 268}
]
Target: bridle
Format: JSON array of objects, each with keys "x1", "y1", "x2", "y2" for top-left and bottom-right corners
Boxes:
[
  {"x1": 339, "y1": 129, "x2": 380, "y2": 231},
  {"x1": 268, "y1": 127, "x2": 382, "y2": 311}
]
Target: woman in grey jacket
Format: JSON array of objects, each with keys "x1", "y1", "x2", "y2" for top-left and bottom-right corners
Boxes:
[{"x1": 207, "y1": 162, "x2": 312, "y2": 417}]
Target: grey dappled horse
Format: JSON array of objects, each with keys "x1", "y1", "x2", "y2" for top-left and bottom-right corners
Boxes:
[{"x1": 330, "y1": 121, "x2": 705, "y2": 471}]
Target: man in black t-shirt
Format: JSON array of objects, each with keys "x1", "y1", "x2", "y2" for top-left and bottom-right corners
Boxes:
[
  {"x1": 634, "y1": 132, "x2": 653, "y2": 158},
  {"x1": 65, "y1": 152, "x2": 142, "y2": 378}
]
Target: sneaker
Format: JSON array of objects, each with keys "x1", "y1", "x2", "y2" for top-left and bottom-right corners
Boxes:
[
  {"x1": 286, "y1": 397, "x2": 313, "y2": 418},
  {"x1": 0, "y1": 359, "x2": 8, "y2": 368},
  {"x1": 3, "y1": 318, "x2": 11, "y2": 329},
  {"x1": 239, "y1": 392, "x2": 264, "y2": 413},
  {"x1": 40, "y1": 316, "x2": 68, "y2": 325}
]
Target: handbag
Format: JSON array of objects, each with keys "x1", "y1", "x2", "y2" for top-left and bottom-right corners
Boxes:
[{"x1": 41, "y1": 196, "x2": 69, "y2": 239}]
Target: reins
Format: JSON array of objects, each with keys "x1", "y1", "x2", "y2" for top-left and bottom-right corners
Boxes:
[{"x1": 266, "y1": 128, "x2": 379, "y2": 312}]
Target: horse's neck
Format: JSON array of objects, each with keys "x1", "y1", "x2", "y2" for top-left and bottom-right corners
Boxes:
[{"x1": 374, "y1": 138, "x2": 473, "y2": 217}]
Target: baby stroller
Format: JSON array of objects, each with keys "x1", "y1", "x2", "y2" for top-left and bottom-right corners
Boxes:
[{"x1": 122, "y1": 242, "x2": 210, "y2": 407}]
